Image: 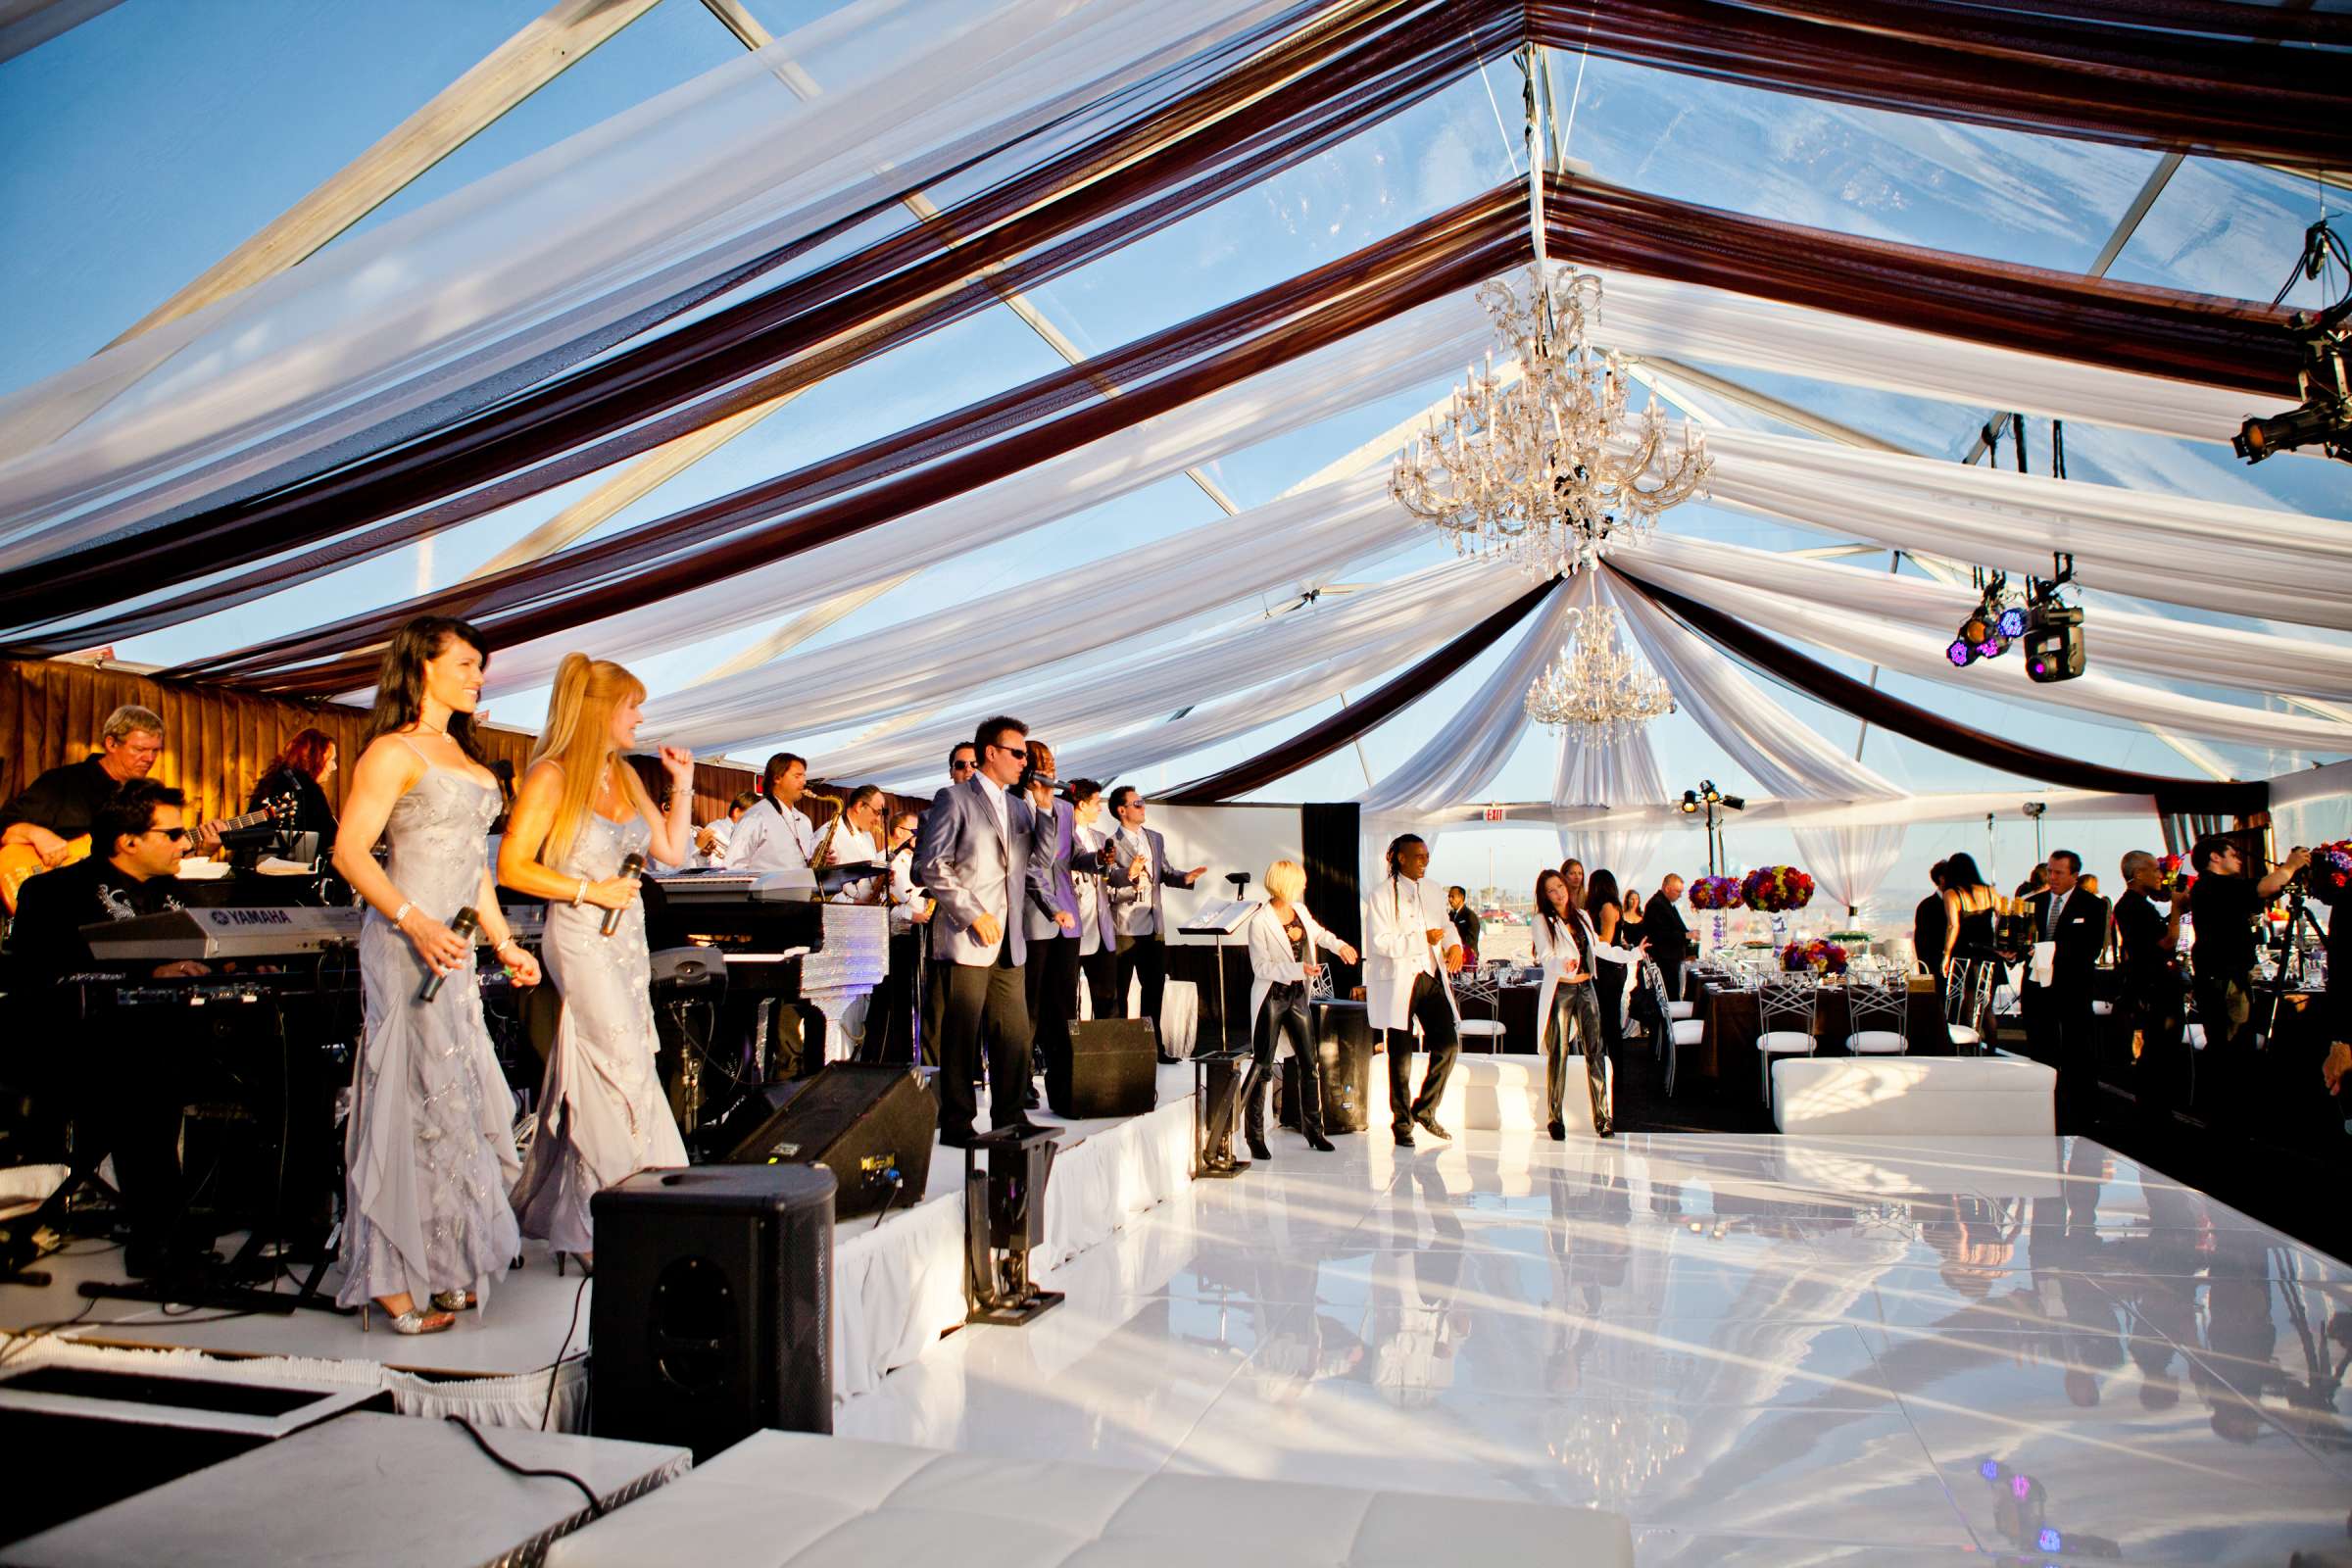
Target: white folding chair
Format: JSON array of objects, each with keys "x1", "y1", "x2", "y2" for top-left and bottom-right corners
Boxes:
[
  {"x1": 1843, "y1": 977, "x2": 1908, "y2": 1055},
  {"x1": 1756, "y1": 972, "x2": 1820, "y2": 1102},
  {"x1": 1944, "y1": 958, "x2": 1994, "y2": 1054}
]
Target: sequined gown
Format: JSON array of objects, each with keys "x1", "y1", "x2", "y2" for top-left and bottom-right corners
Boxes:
[
  {"x1": 511, "y1": 808, "x2": 686, "y2": 1253},
  {"x1": 337, "y1": 761, "x2": 521, "y2": 1310}
]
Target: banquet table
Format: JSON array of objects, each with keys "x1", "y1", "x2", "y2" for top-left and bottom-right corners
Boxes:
[{"x1": 1684, "y1": 980, "x2": 1953, "y2": 1103}]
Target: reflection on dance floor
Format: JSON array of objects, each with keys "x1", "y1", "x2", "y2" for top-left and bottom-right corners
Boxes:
[{"x1": 840, "y1": 1131, "x2": 2352, "y2": 1566}]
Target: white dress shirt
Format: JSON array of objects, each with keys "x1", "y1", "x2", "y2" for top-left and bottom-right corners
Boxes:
[
  {"x1": 976, "y1": 773, "x2": 1009, "y2": 842},
  {"x1": 726, "y1": 797, "x2": 813, "y2": 873}
]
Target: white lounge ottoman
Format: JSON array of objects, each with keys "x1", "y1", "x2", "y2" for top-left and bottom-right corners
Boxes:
[{"x1": 1772, "y1": 1055, "x2": 2056, "y2": 1136}]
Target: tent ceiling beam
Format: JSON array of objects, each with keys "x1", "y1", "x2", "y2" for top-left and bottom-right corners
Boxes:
[{"x1": 0, "y1": 0, "x2": 122, "y2": 66}]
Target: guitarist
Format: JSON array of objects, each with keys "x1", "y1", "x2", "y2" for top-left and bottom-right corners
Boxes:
[{"x1": 2, "y1": 704, "x2": 221, "y2": 906}]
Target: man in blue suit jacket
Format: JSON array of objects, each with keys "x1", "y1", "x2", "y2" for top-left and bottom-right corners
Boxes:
[{"x1": 916, "y1": 715, "x2": 1054, "y2": 1145}]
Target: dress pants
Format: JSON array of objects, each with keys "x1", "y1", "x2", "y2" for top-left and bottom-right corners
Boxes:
[
  {"x1": 1025, "y1": 932, "x2": 1081, "y2": 1114},
  {"x1": 2024, "y1": 980, "x2": 2097, "y2": 1127},
  {"x1": 1544, "y1": 980, "x2": 1609, "y2": 1133},
  {"x1": 1077, "y1": 947, "x2": 1118, "y2": 1024},
  {"x1": 1384, "y1": 971, "x2": 1460, "y2": 1135},
  {"x1": 937, "y1": 945, "x2": 1033, "y2": 1139},
  {"x1": 2122, "y1": 976, "x2": 2185, "y2": 1126},
  {"x1": 1115, "y1": 929, "x2": 1171, "y2": 1056},
  {"x1": 860, "y1": 931, "x2": 921, "y2": 1064},
  {"x1": 1592, "y1": 958, "x2": 1627, "y2": 1063},
  {"x1": 919, "y1": 951, "x2": 951, "y2": 1068},
  {"x1": 2190, "y1": 968, "x2": 2256, "y2": 1123}
]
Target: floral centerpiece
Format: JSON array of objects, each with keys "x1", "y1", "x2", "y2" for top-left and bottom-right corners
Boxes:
[
  {"x1": 1687, "y1": 874, "x2": 1742, "y2": 955},
  {"x1": 2158, "y1": 853, "x2": 2196, "y2": 902},
  {"x1": 1742, "y1": 864, "x2": 1814, "y2": 945},
  {"x1": 1781, "y1": 938, "x2": 1848, "y2": 975},
  {"x1": 2307, "y1": 841, "x2": 2352, "y2": 906}
]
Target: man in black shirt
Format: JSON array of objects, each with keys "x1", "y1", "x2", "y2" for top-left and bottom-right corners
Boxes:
[
  {"x1": 1446, "y1": 886, "x2": 1481, "y2": 959},
  {"x1": 2188, "y1": 836, "x2": 2306, "y2": 1117},
  {"x1": 2114, "y1": 851, "x2": 2184, "y2": 1123},
  {"x1": 5, "y1": 780, "x2": 211, "y2": 1277},
  {"x1": 2, "y1": 704, "x2": 220, "y2": 908},
  {"x1": 1645, "y1": 872, "x2": 1691, "y2": 1001}
]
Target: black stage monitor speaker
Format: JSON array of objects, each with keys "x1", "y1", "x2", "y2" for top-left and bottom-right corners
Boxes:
[
  {"x1": 1063, "y1": 1017, "x2": 1158, "y2": 1118},
  {"x1": 591, "y1": 1163, "x2": 834, "y2": 1461},
  {"x1": 1281, "y1": 1003, "x2": 1372, "y2": 1134},
  {"x1": 716, "y1": 1062, "x2": 936, "y2": 1220}
]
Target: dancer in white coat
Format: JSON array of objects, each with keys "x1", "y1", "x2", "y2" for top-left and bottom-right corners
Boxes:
[
  {"x1": 1532, "y1": 865, "x2": 1646, "y2": 1140},
  {"x1": 1365, "y1": 834, "x2": 1463, "y2": 1148},
  {"x1": 1228, "y1": 859, "x2": 1359, "y2": 1161}
]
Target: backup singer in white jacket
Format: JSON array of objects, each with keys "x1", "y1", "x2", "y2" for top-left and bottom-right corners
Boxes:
[
  {"x1": 1225, "y1": 861, "x2": 1359, "y2": 1162},
  {"x1": 1364, "y1": 833, "x2": 1462, "y2": 1147}
]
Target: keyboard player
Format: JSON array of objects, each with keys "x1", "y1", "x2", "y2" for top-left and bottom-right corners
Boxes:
[{"x1": 3, "y1": 778, "x2": 214, "y2": 1279}]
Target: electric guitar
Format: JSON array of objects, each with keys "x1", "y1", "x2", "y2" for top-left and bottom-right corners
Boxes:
[{"x1": 0, "y1": 791, "x2": 295, "y2": 914}]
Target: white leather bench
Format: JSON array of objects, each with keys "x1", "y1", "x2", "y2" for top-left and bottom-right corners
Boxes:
[
  {"x1": 1376, "y1": 1051, "x2": 1610, "y2": 1134},
  {"x1": 549, "y1": 1431, "x2": 1637, "y2": 1568},
  {"x1": 1772, "y1": 1055, "x2": 2055, "y2": 1136}
]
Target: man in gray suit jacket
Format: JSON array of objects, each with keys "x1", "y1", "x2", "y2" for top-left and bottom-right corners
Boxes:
[
  {"x1": 1021, "y1": 742, "x2": 1084, "y2": 1115},
  {"x1": 917, "y1": 715, "x2": 1054, "y2": 1144},
  {"x1": 1102, "y1": 785, "x2": 1207, "y2": 1062}
]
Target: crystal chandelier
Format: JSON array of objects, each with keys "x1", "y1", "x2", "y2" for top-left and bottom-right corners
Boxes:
[
  {"x1": 1526, "y1": 604, "x2": 1676, "y2": 744},
  {"x1": 1390, "y1": 264, "x2": 1711, "y2": 576}
]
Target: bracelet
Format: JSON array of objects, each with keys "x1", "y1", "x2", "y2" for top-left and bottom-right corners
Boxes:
[
  {"x1": 572, "y1": 878, "x2": 587, "y2": 907},
  {"x1": 495, "y1": 937, "x2": 524, "y2": 958},
  {"x1": 390, "y1": 902, "x2": 414, "y2": 927}
]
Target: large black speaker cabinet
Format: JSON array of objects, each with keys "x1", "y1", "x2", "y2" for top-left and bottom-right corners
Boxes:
[
  {"x1": 1280, "y1": 1002, "x2": 1372, "y2": 1134},
  {"x1": 590, "y1": 1163, "x2": 834, "y2": 1461},
  {"x1": 1063, "y1": 1017, "x2": 1158, "y2": 1118},
  {"x1": 716, "y1": 1062, "x2": 936, "y2": 1220}
]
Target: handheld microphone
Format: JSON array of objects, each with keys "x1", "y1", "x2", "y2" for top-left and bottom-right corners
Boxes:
[
  {"x1": 418, "y1": 906, "x2": 479, "y2": 1004},
  {"x1": 603, "y1": 852, "x2": 646, "y2": 937}
]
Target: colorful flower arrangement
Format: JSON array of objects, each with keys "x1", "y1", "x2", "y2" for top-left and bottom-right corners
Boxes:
[
  {"x1": 1741, "y1": 864, "x2": 1815, "y2": 913},
  {"x1": 1688, "y1": 875, "x2": 1742, "y2": 910},
  {"x1": 2159, "y1": 853, "x2": 2196, "y2": 901},
  {"x1": 1781, "y1": 938, "x2": 1848, "y2": 975},
  {"x1": 2308, "y1": 842, "x2": 2352, "y2": 906}
]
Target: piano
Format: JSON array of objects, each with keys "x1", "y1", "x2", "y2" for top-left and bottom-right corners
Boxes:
[
  {"x1": 644, "y1": 871, "x2": 889, "y2": 1069},
  {"x1": 81, "y1": 905, "x2": 550, "y2": 964}
]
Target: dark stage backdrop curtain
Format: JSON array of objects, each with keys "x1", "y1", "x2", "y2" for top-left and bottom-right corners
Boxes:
[
  {"x1": 1608, "y1": 568, "x2": 2269, "y2": 817},
  {"x1": 1165, "y1": 576, "x2": 1558, "y2": 805},
  {"x1": 1527, "y1": 0, "x2": 2351, "y2": 172},
  {"x1": 0, "y1": 0, "x2": 1524, "y2": 640},
  {"x1": 1301, "y1": 801, "x2": 1364, "y2": 996}
]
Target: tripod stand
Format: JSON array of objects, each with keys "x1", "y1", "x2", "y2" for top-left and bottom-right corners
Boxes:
[{"x1": 2258, "y1": 885, "x2": 2329, "y2": 1044}]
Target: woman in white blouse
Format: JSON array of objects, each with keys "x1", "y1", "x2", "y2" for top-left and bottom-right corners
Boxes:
[
  {"x1": 1229, "y1": 858, "x2": 1359, "y2": 1162},
  {"x1": 1531, "y1": 866, "x2": 1644, "y2": 1140}
]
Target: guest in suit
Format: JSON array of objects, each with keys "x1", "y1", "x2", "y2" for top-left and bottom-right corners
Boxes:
[
  {"x1": 1019, "y1": 741, "x2": 1082, "y2": 1115},
  {"x1": 1445, "y1": 886, "x2": 1480, "y2": 960},
  {"x1": 1644, "y1": 873, "x2": 1690, "y2": 1002},
  {"x1": 1063, "y1": 778, "x2": 1120, "y2": 1025},
  {"x1": 1366, "y1": 834, "x2": 1463, "y2": 1149},
  {"x1": 1102, "y1": 785, "x2": 1206, "y2": 1061},
  {"x1": 915, "y1": 716, "x2": 1054, "y2": 1146},
  {"x1": 2023, "y1": 849, "x2": 2111, "y2": 1128},
  {"x1": 1914, "y1": 858, "x2": 1950, "y2": 989}
]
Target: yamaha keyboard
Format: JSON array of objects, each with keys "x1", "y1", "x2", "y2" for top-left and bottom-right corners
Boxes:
[{"x1": 81, "y1": 905, "x2": 550, "y2": 963}]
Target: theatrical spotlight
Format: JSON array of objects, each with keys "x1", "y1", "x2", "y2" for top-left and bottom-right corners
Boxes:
[
  {"x1": 1945, "y1": 574, "x2": 2024, "y2": 667},
  {"x1": 2235, "y1": 219, "x2": 2351, "y2": 466}
]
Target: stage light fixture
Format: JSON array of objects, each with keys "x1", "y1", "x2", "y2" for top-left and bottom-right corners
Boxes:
[
  {"x1": 2235, "y1": 219, "x2": 2350, "y2": 466},
  {"x1": 2023, "y1": 602, "x2": 2084, "y2": 683}
]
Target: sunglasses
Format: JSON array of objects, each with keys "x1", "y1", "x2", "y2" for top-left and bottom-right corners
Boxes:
[
  {"x1": 951, "y1": 758, "x2": 977, "y2": 771},
  {"x1": 150, "y1": 825, "x2": 190, "y2": 844},
  {"x1": 989, "y1": 743, "x2": 1030, "y2": 760}
]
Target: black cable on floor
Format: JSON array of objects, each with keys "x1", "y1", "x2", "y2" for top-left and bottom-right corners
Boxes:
[
  {"x1": 447, "y1": 1414, "x2": 605, "y2": 1520},
  {"x1": 542, "y1": 1271, "x2": 591, "y2": 1431}
]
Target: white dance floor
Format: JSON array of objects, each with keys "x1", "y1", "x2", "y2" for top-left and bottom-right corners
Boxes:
[{"x1": 837, "y1": 1128, "x2": 2352, "y2": 1565}]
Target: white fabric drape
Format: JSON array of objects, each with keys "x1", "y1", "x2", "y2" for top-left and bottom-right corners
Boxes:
[
  {"x1": 1698, "y1": 426, "x2": 2352, "y2": 630},
  {"x1": 1632, "y1": 565, "x2": 2352, "y2": 752},
  {"x1": 649, "y1": 469, "x2": 1417, "y2": 750},
  {"x1": 1631, "y1": 532, "x2": 2352, "y2": 703},
  {"x1": 1353, "y1": 579, "x2": 1576, "y2": 812},
  {"x1": 460, "y1": 292, "x2": 1494, "y2": 700},
  {"x1": 1430, "y1": 787, "x2": 2154, "y2": 831},
  {"x1": 0, "y1": 0, "x2": 1302, "y2": 560},
  {"x1": 1791, "y1": 823, "x2": 1909, "y2": 915},
  {"x1": 1601, "y1": 571, "x2": 1903, "y2": 804},
  {"x1": 1552, "y1": 720, "x2": 1672, "y2": 886}
]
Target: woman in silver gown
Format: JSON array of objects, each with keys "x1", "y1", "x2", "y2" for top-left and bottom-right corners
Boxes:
[
  {"x1": 331, "y1": 616, "x2": 542, "y2": 1336},
  {"x1": 501, "y1": 655, "x2": 695, "y2": 1269}
]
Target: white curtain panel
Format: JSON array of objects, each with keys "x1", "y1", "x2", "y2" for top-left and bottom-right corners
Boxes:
[
  {"x1": 1437, "y1": 786, "x2": 2155, "y2": 832},
  {"x1": 1632, "y1": 532, "x2": 2352, "y2": 703},
  {"x1": 1586, "y1": 269, "x2": 2295, "y2": 450},
  {"x1": 649, "y1": 469, "x2": 1416, "y2": 750},
  {"x1": 1548, "y1": 710, "x2": 1671, "y2": 889},
  {"x1": 1353, "y1": 578, "x2": 1577, "y2": 812},
  {"x1": 808, "y1": 556, "x2": 1522, "y2": 785},
  {"x1": 1790, "y1": 823, "x2": 1909, "y2": 915},
  {"x1": 0, "y1": 0, "x2": 1303, "y2": 559},
  {"x1": 1699, "y1": 426, "x2": 2352, "y2": 629},
  {"x1": 448, "y1": 292, "x2": 1494, "y2": 700},
  {"x1": 1638, "y1": 567, "x2": 2352, "y2": 753},
  {"x1": 1600, "y1": 570, "x2": 1903, "y2": 803}
]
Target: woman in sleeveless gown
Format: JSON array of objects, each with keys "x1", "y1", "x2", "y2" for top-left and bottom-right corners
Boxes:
[
  {"x1": 501, "y1": 656, "x2": 696, "y2": 1265},
  {"x1": 331, "y1": 617, "x2": 541, "y2": 1336},
  {"x1": 1938, "y1": 852, "x2": 2003, "y2": 1035}
]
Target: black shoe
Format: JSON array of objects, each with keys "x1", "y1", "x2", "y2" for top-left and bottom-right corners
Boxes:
[
  {"x1": 1022, "y1": 1084, "x2": 1041, "y2": 1109},
  {"x1": 1247, "y1": 1135, "x2": 1272, "y2": 1162},
  {"x1": 1414, "y1": 1113, "x2": 1451, "y2": 1142},
  {"x1": 1393, "y1": 1127, "x2": 1416, "y2": 1149},
  {"x1": 1594, "y1": 1121, "x2": 1614, "y2": 1140},
  {"x1": 1155, "y1": 1051, "x2": 1180, "y2": 1066},
  {"x1": 1548, "y1": 1118, "x2": 1566, "y2": 1141},
  {"x1": 938, "y1": 1126, "x2": 977, "y2": 1150},
  {"x1": 1306, "y1": 1130, "x2": 1335, "y2": 1152}
]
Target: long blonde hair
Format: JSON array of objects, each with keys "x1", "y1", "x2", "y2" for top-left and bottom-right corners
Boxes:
[{"x1": 530, "y1": 654, "x2": 646, "y2": 866}]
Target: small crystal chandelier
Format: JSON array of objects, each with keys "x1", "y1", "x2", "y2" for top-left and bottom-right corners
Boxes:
[
  {"x1": 1390, "y1": 264, "x2": 1711, "y2": 577},
  {"x1": 1526, "y1": 604, "x2": 1676, "y2": 744}
]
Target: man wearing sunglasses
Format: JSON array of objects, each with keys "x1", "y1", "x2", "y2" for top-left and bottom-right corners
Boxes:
[
  {"x1": 9, "y1": 779, "x2": 209, "y2": 984},
  {"x1": 914, "y1": 716, "x2": 1054, "y2": 1145}
]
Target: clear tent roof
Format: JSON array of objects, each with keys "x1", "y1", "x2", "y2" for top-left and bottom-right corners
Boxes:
[{"x1": 1, "y1": 0, "x2": 2345, "y2": 904}]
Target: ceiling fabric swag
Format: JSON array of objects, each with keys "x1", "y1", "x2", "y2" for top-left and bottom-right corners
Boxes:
[
  {"x1": 1552, "y1": 714, "x2": 1672, "y2": 890},
  {"x1": 0, "y1": 0, "x2": 1523, "y2": 632},
  {"x1": 1610, "y1": 567, "x2": 2268, "y2": 816},
  {"x1": 160, "y1": 185, "x2": 1533, "y2": 692},
  {"x1": 1164, "y1": 574, "x2": 1560, "y2": 803},
  {"x1": 1629, "y1": 534, "x2": 2352, "y2": 701},
  {"x1": 1525, "y1": 0, "x2": 2351, "y2": 171}
]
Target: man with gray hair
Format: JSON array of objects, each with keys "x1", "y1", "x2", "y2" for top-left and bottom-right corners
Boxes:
[
  {"x1": 2113, "y1": 849, "x2": 2184, "y2": 1123},
  {"x1": 2, "y1": 705, "x2": 220, "y2": 904}
]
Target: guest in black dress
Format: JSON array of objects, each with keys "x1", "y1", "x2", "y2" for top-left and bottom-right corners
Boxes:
[
  {"x1": 248, "y1": 726, "x2": 340, "y2": 857},
  {"x1": 1939, "y1": 853, "x2": 2001, "y2": 1033},
  {"x1": 1586, "y1": 869, "x2": 1632, "y2": 1066}
]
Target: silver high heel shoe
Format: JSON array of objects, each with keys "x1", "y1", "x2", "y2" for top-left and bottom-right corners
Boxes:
[
  {"x1": 362, "y1": 1301, "x2": 456, "y2": 1336},
  {"x1": 429, "y1": 1290, "x2": 477, "y2": 1312}
]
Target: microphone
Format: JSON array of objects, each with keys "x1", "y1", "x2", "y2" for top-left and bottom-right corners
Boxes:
[
  {"x1": 418, "y1": 906, "x2": 479, "y2": 1004},
  {"x1": 603, "y1": 852, "x2": 646, "y2": 937}
]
